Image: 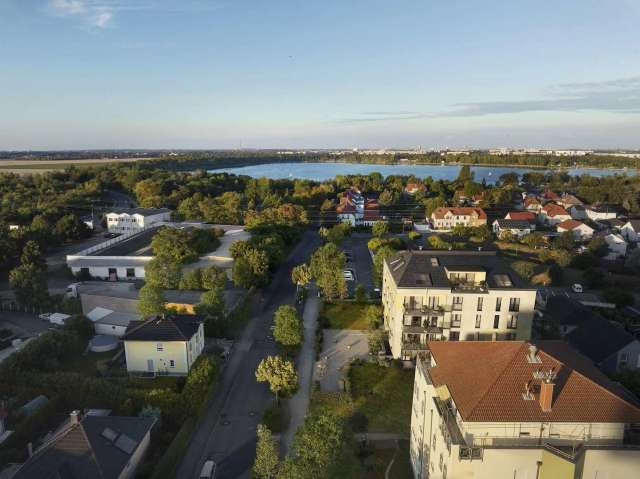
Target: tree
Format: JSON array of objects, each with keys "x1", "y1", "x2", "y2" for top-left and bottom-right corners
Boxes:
[
  {"x1": 201, "y1": 265, "x2": 227, "y2": 291},
  {"x1": 587, "y1": 236, "x2": 608, "y2": 257},
  {"x1": 151, "y1": 227, "x2": 198, "y2": 264},
  {"x1": 512, "y1": 261, "x2": 536, "y2": 281},
  {"x1": 522, "y1": 233, "x2": 546, "y2": 250},
  {"x1": 326, "y1": 223, "x2": 349, "y2": 245},
  {"x1": 255, "y1": 355, "x2": 298, "y2": 400},
  {"x1": 371, "y1": 221, "x2": 388, "y2": 238},
  {"x1": 145, "y1": 258, "x2": 182, "y2": 289},
  {"x1": 309, "y1": 243, "x2": 346, "y2": 300},
  {"x1": 179, "y1": 268, "x2": 203, "y2": 290},
  {"x1": 291, "y1": 263, "x2": 311, "y2": 288},
  {"x1": 427, "y1": 235, "x2": 452, "y2": 250},
  {"x1": 9, "y1": 263, "x2": 49, "y2": 307},
  {"x1": 471, "y1": 225, "x2": 491, "y2": 243},
  {"x1": 273, "y1": 305, "x2": 303, "y2": 349},
  {"x1": 365, "y1": 304, "x2": 382, "y2": 329},
  {"x1": 232, "y1": 248, "x2": 269, "y2": 288},
  {"x1": 137, "y1": 284, "x2": 166, "y2": 316},
  {"x1": 354, "y1": 284, "x2": 366, "y2": 303},
  {"x1": 378, "y1": 190, "x2": 394, "y2": 206},
  {"x1": 368, "y1": 330, "x2": 387, "y2": 354},
  {"x1": 63, "y1": 315, "x2": 94, "y2": 341},
  {"x1": 451, "y1": 224, "x2": 472, "y2": 240},
  {"x1": 253, "y1": 424, "x2": 280, "y2": 479},
  {"x1": 456, "y1": 165, "x2": 474, "y2": 183},
  {"x1": 20, "y1": 240, "x2": 47, "y2": 272},
  {"x1": 372, "y1": 245, "x2": 395, "y2": 287},
  {"x1": 424, "y1": 196, "x2": 446, "y2": 217},
  {"x1": 603, "y1": 289, "x2": 634, "y2": 309},
  {"x1": 54, "y1": 214, "x2": 90, "y2": 242},
  {"x1": 553, "y1": 231, "x2": 575, "y2": 251}
]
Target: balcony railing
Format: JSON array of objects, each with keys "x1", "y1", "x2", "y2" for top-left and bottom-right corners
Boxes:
[
  {"x1": 450, "y1": 281, "x2": 488, "y2": 293},
  {"x1": 404, "y1": 304, "x2": 453, "y2": 316}
]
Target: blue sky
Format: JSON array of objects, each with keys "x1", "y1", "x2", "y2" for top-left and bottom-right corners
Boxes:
[{"x1": 1, "y1": 0, "x2": 639, "y2": 149}]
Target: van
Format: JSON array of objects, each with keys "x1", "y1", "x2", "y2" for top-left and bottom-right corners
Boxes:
[
  {"x1": 65, "y1": 283, "x2": 80, "y2": 298},
  {"x1": 199, "y1": 460, "x2": 216, "y2": 479}
]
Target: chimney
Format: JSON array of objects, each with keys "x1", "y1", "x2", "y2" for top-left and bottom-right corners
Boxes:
[
  {"x1": 69, "y1": 410, "x2": 81, "y2": 426},
  {"x1": 539, "y1": 379, "x2": 554, "y2": 412}
]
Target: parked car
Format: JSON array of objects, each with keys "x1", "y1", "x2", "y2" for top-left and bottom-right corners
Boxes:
[
  {"x1": 199, "y1": 459, "x2": 217, "y2": 479},
  {"x1": 571, "y1": 283, "x2": 583, "y2": 293},
  {"x1": 103, "y1": 232, "x2": 121, "y2": 239}
]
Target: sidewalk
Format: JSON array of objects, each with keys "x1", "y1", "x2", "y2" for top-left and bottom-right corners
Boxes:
[{"x1": 281, "y1": 287, "x2": 320, "y2": 454}]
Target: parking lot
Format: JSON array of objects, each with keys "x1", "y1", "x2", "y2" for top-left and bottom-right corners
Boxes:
[
  {"x1": 341, "y1": 234, "x2": 375, "y2": 297},
  {"x1": 314, "y1": 329, "x2": 369, "y2": 391}
]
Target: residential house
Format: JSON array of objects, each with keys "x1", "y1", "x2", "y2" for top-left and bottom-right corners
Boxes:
[
  {"x1": 336, "y1": 188, "x2": 386, "y2": 226},
  {"x1": 504, "y1": 211, "x2": 536, "y2": 231},
  {"x1": 557, "y1": 193, "x2": 583, "y2": 209},
  {"x1": 362, "y1": 198, "x2": 385, "y2": 226},
  {"x1": 539, "y1": 295, "x2": 595, "y2": 336},
  {"x1": 430, "y1": 207, "x2": 487, "y2": 230},
  {"x1": 566, "y1": 317, "x2": 640, "y2": 373},
  {"x1": 123, "y1": 314, "x2": 205, "y2": 375},
  {"x1": 105, "y1": 208, "x2": 171, "y2": 234},
  {"x1": 541, "y1": 190, "x2": 561, "y2": 202},
  {"x1": 621, "y1": 219, "x2": 640, "y2": 243},
  {"x1": 405, "y1": 183, "x2": 426, "y2": 195},
  {"x1": 603, "y1": 233, "x2": 628, "y2": 259},
  {"x1": 524, "y1": 196, "x2": 542, "y2": 213},
  {"x1": 410, "y1": 341, "x2": 640, "y2": 479},
  {"x1": 11, "y1": 411, "x2": 155, "y2": 479},
  {"x1": 586, "y1": 204, "x2": 619, "y2": 221},
  {"x1": 596, "y1": 218, "x2": 625, "y2": 232},
  {"x1": 556, "y1": 219, "x2": 594, "y2": 240},
  {"x1": 87, "y1": 307, "x2": 138, "y2": 337},
  {"x1": 568, "y1": 204, "x2": 587, "y2": 220},
  {"x1": 492, "y1": 219, "x2": 533, "y2": 238},
  {"x1": 539, "y1": 203, "x2": 571, "y2": 226},
  {"x1": 382, "y1": 250, "x2": 536, "y2": 360}
]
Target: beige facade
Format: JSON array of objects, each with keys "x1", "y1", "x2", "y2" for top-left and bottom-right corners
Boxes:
[
  {"x1": 124, "y1": 323, "x2": 204, "y2": 375},
  {"x1": 382, "y1": 258, "x2": 536, "y2": 360},
  {"x1": 431, "y1": 208, "x2": 487, "y2": 230},
  {"x1": 410, "y1": 356, "x2": 640, "y2": 479}
]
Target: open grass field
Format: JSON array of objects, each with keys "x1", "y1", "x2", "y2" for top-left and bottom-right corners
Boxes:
[
  {"x1": 320, "y1": 301, "x2": 376, "y2": 329},
  {"x1": 0, "y1": 157, "x2": 157, "y2": 173}
]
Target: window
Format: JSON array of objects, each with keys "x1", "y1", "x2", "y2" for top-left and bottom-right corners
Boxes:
[
  {"x1": 509, "y1": 297, "x2": 520, "y2": 312},
  {"x1": 433, "y1": 435, "x2": 437, "y2": 451},
  {"x1": 443, "y1": 465, "x2": 447, "y2": 479},
  {"x1": 169, "y1": 360, "x2": 175, "y2": 368},
  {"x1": 620, "y1": 352, "x2": 629, "y2": 368},
  {"x1": 507, "y1": 315, "x2": 518, "y2": 329},
  {"x1": 156, "y1": 343, "x2": 163, "y2": 352},
  {"x1": 439, "y1": 453, "x2": 443, "y2": 470},
  {"x1": 449, "y1": 331, "x2": 460, "y2": 341},
  {"x1": 451, "y1": 314, "x2": 461, "y2": 328},
  {"x1": 493, "y1": 315, "x2": 500, "y2": 329},
  {"x1": 477, "y1": 297, "x2": 483, "y2": 311},
  {"x1": 452, "y1": 296, "x2": 463, "y2": 311},
  {"x1": 126, "y1": 268, "x2": 135, "y2": 278},
  {"x1": 475, "y1": 314, "x2": 482, "y2": 328},
  {"x1": 428, "y1": 296, "x2": 438, "y2": 309},
  {"x1": 495, "y1": 297, "x2": 502, "y2": 311}
]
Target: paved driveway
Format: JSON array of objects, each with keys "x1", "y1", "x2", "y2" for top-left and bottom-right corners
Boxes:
[
  {"x1": 315, "y1": 329, "x2": 369, "y2": 392},
  {"x1": 342, "y1": 234, "x2": 375, "y2": 295}
]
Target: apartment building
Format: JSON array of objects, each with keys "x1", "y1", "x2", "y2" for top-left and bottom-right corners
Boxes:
[
  {"x1": 430, "y1": 207, "x2": 487, "y2": 230},
  {"x1": 382, "y1": 251, "x2": 536, "y2": 360},
  {"x1": 105, "y1": 208, "x2": 171, "y2": 233},
  {"x1": 410, "y1": 341, "x2": 640, "y2": 479}
]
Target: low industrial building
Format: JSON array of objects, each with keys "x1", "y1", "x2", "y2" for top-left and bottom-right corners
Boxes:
[
  {"x1": 105, "y1": 208, "x2": 171, "y2": 233},
  {"x1": 410, "y1": 341, "x2": 640, "y2": 479}
]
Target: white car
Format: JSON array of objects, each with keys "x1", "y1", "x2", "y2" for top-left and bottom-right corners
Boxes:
[{"x1": 571, "y1": 284, "x2": 583, "y2": 293}]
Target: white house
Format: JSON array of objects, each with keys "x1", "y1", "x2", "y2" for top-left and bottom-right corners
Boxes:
[
  {"x1": 87, "y1": 307, "x2": 137, "y2": 337},
  {"x1": 604, "y1": 233, "x2": 628, "y2": 259},
  {"x1": 492, "y1": 219, "x2": 532, "y2": 238},
  {"x1": 123, "y1": 315, "x2": 205, "y2": 376},
  {"x1": 105, "y1": 208, "x2": 171, "y2": 234},
  {"x1": 621, "y1": 220, "x2": 640, "y2": 243},
  {"x1": 539, "y1": 203, "x2": 571, "y2": 226},
  {"x1": 586, "y1": 205, "x2": 619, "y2": 221},
  {"x1": 556, "y1": 219, "x2": 594, "y2": 240}
]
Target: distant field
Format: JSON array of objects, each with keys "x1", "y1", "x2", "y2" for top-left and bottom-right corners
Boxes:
[{"x1": 0, "y1": 157, "x2": 158, "y2": 173}]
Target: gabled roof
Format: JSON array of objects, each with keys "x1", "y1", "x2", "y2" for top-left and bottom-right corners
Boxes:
[
  {"x1": 405, "y1": 182, "x2": 426, "y2": 193},
  {"x1": 559, "y1": 194, "x2": 583, "y2": 206},
  {"x1": 493, "y1": 219, "x2": 532, "y2": 230},
  {"x1": 505, "y1": 211, "x2": 536, "y2": 221},
  {"x1": 107, "y1": 208, "x2": 170, "y2": 217},
  {"x1": 427, "y1": 341, "x2": 640, "y2": 423},
  {"x1": 625, "y1": 219, "x2": 640, "y2": 231},
  {"x1": 12, "y1": 415, "x2": 156, "y2": 479},
  {"x1": 566, "y1": 317, "x2": 637, "y2": 364},
  {"x1": 336, "y1": 196, "x2": 357, "y2": 214},
  {"x1": 524, "y1": 197, "x2": 541, "y2": 207},
  {"x1": 542, "y1": 203, "x2": 570, "y2": 217},
  {"x1": 124, "y1": 314, "x2": 202, "y2": 342},
  {"x1": 431, "y1": 207, "x2": 487, "y2": 220},
  {"x1": 542, "y1": 190, "x2": 561, "y2": 201},
  {"x1": 556, "y1": 219, "x2": 588, "y2": 231}
]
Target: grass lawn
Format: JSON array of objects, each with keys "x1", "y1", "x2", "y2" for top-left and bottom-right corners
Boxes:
[
  {"x1": 349, "y1": 362, "x2": 414, "y2": 433},
  {"x1": 60, "y1": 349, "x2": 119, "y2": 376},
  {"x1": 320, "y1": 302, "x2": 377, "y2": 329}
]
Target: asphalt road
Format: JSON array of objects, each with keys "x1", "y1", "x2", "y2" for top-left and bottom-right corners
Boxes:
[
  {"x1": 176, "y1": 230, "x2": 321, "y2": 479},
  {"x1": 342, "y1": 233, "x2": 375, "y2": 295}
]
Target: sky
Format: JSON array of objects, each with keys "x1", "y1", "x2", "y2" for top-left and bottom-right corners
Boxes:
[{"x1": 1, "y1": 0, "x2": 639, "y2": 150}]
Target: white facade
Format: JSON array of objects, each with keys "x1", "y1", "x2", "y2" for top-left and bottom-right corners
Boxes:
[
  {"x1": 604, "y1": 233, "x2": 628, "y2": 259},
  {"x1": 492, "y1": 220, "x2": 532, "y2": 238},
  {"x1": 557, "y1": 222, "x2": 594, "y2": 240},
  {"x1": 621, "y1": 221, "x2": 640, "y2": 242},
  {"x1": 105, "y1": 209, "x2": 170, "y2": 233},
  {"x1": 586, "y1": 207, "x2": 617, "y2": 221}
]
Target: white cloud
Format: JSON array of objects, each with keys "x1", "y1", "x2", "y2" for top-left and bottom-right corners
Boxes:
[
  {"x1": 47, "y1": 0, "x2": 113, "y2": 29},
  {"x1": 91, "y1": 10, "x2": 113, "y2": 28},
  {"x1": 49, "y1": 0, "x2": 86, "y2": 16}
]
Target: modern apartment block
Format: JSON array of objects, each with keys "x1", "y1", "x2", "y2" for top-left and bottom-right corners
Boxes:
[
  {"x1": 430, "y1": 207, "x2": 487, "y2": 230},
  {"x1": 105, "y1": 208, "x2": 171, "y2": 233},
  {"x1": 410, "y1": 341, "x2": 640, "y2": 479},
  {"x1": 382, "y1": 251, "x2": 536, "y2": 360}
]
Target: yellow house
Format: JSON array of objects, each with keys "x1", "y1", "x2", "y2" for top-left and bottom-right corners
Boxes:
[{"x1": 123, "y1": 314, "x2": 205, "y2": 376}]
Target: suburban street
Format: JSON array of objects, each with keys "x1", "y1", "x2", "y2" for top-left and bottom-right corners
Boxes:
[{"x1": 176, "y1": 230, "x2": 321, "y2": 479}]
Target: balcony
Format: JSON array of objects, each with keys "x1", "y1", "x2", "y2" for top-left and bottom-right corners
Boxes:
[
  {"x1": 403, "y1": 304, "x2": 453, "y2": 317},
  {"x1": 450, "y1": 280, "x2": 488, "y2": 293}
]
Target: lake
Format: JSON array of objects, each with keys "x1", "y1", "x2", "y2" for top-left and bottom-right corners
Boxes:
[{"x1": 209, "y1": 161, "x2": 632, "y2": 184}]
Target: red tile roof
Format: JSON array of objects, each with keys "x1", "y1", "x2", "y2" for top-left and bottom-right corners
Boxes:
[
  {"x1": 405, "y1": 182, "x2": 426, "y2": 193},
  {"x1": 543, "y1": 190, "x2": 561, "y2": 201},
  {"x1": 542, "y1": 203, "x2": 570, "y2": 217},
  {"x1": 431, "y1": 207, "x2": 487, "y2": 220},
  {"x1": 557, "y1": 219, "x2": 584, "y2": 230},
  {"x1": 427, "y1": 341, "x2": 640, "y2": 423},
  {"x1": 336, "y1": 196, "x2": 356, "y2": 214},
  {"x1": 505, "y1": 211, "x2": 536, "y2": 221},
  {"x1": 524, "y1": 197, "x2": 541, "y2": 207}
]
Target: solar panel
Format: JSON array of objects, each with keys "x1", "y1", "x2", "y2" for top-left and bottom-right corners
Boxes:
[
  {"x1": 101, "y1": 428, "x2": 118, "y2": 442},
  {"x1": 114, "y1": 433, "x2": 138, "y2": 455}
]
